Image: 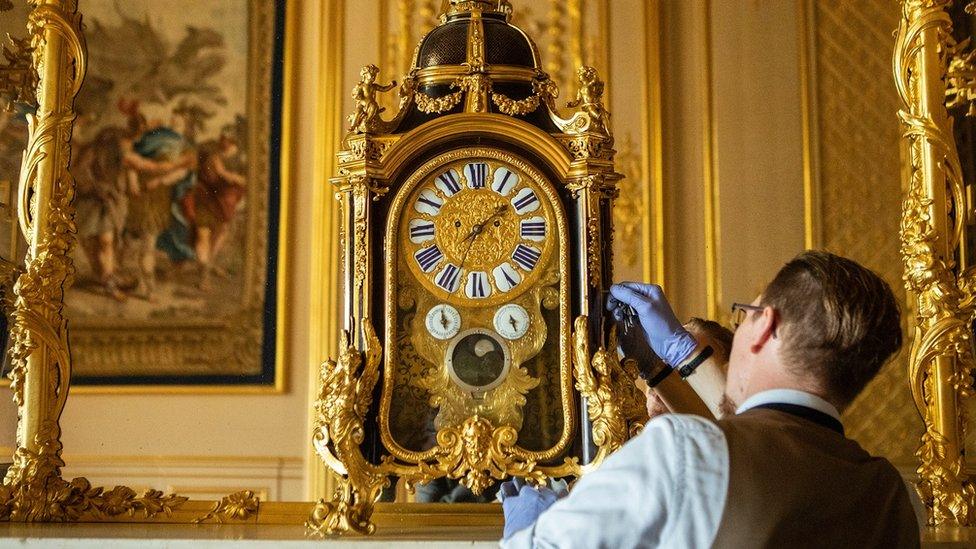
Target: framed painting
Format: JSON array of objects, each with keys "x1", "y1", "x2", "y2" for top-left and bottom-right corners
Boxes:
[{"x1": 55, "y1": 0, "x2": 287, "y2": 389}]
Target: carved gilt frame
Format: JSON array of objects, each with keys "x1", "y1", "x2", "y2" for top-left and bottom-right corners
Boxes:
[{"x1": 895, "y1": 0, "x2": 976, "y2": 528}]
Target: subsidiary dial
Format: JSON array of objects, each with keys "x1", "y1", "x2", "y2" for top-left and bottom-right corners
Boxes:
[
  {"x1": 493, "y1": 304, "x2": 530, "y2": 340},
  {"x1": 426, "y1": 304, "x2": 462, "y2": 340}
]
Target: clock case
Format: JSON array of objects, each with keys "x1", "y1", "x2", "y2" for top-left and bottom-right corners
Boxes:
[{"x1": 310, "y1": 0, "x2": 648, "y2": 535}]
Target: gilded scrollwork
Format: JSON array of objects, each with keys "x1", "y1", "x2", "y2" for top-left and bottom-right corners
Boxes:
[
  {"x1": 308, "y1": 322, "x2": 390, "y2": 536},
  {"x1": 0, "y1": 0, "x2": 196, "y2": 525},
  {"x1": 895, "y1": 0, "x2": 976, "y2": 526},
  {"x1": 572, "y1": 316, "x2": 633, "y2": 461}
]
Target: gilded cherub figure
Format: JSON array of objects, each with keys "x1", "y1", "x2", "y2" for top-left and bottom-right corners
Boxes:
[
  {"x1": 348, "y1": 64, "x2": 397, "y2": 133},
  {"x1": 567, "y1": 65, "x2": 611, "y2": 133}
]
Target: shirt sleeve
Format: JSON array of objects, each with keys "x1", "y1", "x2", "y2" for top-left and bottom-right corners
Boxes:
[{"x1": 500, "y1": 415, "x2": 720, "y2": 549}]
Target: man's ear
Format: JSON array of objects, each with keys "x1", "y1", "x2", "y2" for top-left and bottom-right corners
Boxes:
[{"x1": 749, "y1": 306, "x2": 777, "y2": 354}]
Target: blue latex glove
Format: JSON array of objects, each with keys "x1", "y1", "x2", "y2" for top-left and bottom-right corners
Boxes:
[
  {"x1": 500, "y1": 478, "x2": 561, "y2": 539},
  {"x1": 608, "y1": 282, "x2": 698, "y2": 367}
]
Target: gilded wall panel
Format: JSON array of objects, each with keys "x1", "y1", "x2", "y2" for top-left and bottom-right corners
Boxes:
[{"x1": 810, "y1": 0, "x2": 920, "y2": 465}]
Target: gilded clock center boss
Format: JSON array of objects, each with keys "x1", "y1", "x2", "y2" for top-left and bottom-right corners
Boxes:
[{"x1": 500, "y1": 251, "x2": 920, "y2": 548}]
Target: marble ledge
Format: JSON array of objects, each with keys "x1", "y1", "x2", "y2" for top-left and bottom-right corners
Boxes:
[{"x1": 0, "y1": 523, "x2": 974, "y2": 547}]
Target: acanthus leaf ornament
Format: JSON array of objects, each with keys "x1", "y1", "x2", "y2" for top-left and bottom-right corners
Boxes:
[
  {"x1": 572, "y1": 316, "x2": 646, "y2": 463},
  {"x1": 194, "y1": 490, "x2": 261, "y2": 524}
]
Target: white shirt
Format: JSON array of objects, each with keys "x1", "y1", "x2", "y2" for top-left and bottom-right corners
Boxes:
[{"x1": 500, "y1": 389, "x2": 841, "y2": 549}]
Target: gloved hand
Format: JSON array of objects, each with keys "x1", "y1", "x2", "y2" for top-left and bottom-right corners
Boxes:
[
  {"x1": 500, "y1": 478, "x2": 561, "y2": 539},
  {"x1": 608, "y1": 282, "x2": 698, "y2": 367}
]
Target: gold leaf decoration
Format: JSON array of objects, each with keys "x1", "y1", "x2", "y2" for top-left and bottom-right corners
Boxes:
[{"x1": 193, "y1": 490, "x2": 260, "y2": 524}]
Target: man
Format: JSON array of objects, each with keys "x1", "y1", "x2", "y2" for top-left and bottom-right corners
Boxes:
[{"x1": 501, "y1": 251, "x2": 919, "y2": 548}]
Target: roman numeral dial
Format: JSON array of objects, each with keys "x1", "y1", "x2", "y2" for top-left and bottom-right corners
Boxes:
[{"x1": 400, "y1": 154, "x2": 557, "y2": 306}]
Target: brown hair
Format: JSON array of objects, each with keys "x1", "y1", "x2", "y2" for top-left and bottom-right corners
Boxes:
[
  {"x1": 760, "y1": 251, "x2": 902, "y2": 406},
  {"x1": 685, "y1": 317, "x2": 733, "y2": 371}
]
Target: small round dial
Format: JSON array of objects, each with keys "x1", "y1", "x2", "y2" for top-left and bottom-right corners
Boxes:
[
  {"x1": 425, "y1": 304, "x2": 462, "y2": 340},
  {"x1": 494, "y1": 304, "x2": 530, "y2": 340},
  {"x1": 445, "y1": 329, "x2": 511, "y2": 393}
]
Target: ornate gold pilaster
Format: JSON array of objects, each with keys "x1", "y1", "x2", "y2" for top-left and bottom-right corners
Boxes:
[
  {"x1": 5, "y1": 0, "x2": 86, "y2": 496},
  {"x1": 895, "y1": 0, "x2": 976, "y2": 526},
  {"x1": 0, "y1": 0, "x2": 191, "y2": 523}
]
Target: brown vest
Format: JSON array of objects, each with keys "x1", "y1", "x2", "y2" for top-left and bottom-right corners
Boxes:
[{"x1": 711, "y1": 408, "x2": 920, "y2": 549}]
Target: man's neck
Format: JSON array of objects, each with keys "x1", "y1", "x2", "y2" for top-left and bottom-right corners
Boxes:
[
  {"x1": 735, "y1": 388, "x2": 842, "y2": 422},
  {"x1": 736, "y1": 368, "x2": 839, "y2": 412}
]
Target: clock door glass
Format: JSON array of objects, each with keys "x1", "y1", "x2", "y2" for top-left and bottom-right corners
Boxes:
[{"x1": 386, "y1": 149, "x2": 570, "y2": 475}]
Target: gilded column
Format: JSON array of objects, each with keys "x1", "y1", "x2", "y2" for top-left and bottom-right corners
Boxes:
[
  {"x1": 5, "y1": 0, "x2": 85, "y2": 494},
  {"x1": 895, "y1": 0, "x2": 976, "y2": 526}
]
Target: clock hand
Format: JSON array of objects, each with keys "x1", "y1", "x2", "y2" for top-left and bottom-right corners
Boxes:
[
  {"x1": 459, "y1": 204, "x2": 508, "y2": 270},
  {"x1": 440, "y1": 309, "x2": 449, "y2": 330},
  {"x1": 462, "y1": 204, "x2": 508, "y2": 243},
  {"x1": 509, "y1": 315, "x2": 517, "y2": 331}
]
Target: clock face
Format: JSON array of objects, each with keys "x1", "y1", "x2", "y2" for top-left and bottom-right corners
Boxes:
[
  {"x1": 425, "y1": 304, "x2": 462, "y2": 340},
  {"x1": 493, "y1": 304, "x2": 530, "y2": 340},
  {"x1": 401, "y1": 157, "x2": 556, "y2": 307}
]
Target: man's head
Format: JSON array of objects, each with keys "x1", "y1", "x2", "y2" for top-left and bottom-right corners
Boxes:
[{"x1": 725, "y1": 251, "x2": 902, "y2": 411}]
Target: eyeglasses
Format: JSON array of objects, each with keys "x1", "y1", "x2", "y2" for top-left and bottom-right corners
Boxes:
[{"x1": 730, "y1": 303, "x2": 765, "y2": 331}]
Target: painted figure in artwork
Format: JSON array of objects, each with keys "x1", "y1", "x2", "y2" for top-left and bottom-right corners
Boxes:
[
  {"x1": 121, "y1": 100, "x2": 197, "y2": 301},
  {"x1": 182, "y1": 132, "x2": 246, "y2": 290},
  {"x1": 74, "y1": 99, "x2": 194, "y2": 302}
]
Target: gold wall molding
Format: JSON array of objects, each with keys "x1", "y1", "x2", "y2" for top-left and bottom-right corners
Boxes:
[
  {"x1": 60, "y1": 455, "x2": 304, "y2": 502},
  {"x1": 307, "y1": 0, "x2": 346, "y2": 501},
  {"x1": 798, "y1": 0, "x2": 821, "y2": 251},
  {"x1": 700, "y1": 0, "x2": 721, "y2": 321},
  {"x1": 642, "y1": 0, "x2": 664, "y2": 285}
]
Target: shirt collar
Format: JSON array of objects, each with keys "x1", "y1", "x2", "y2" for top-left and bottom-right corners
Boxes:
[{"x1": 736, "y1": 388, "x2": 842, "y2": 423}]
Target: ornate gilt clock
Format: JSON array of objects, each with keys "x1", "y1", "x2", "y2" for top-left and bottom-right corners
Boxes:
[{"x1": 310, "y1": 0, "x2": 647, "y2": 535}]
